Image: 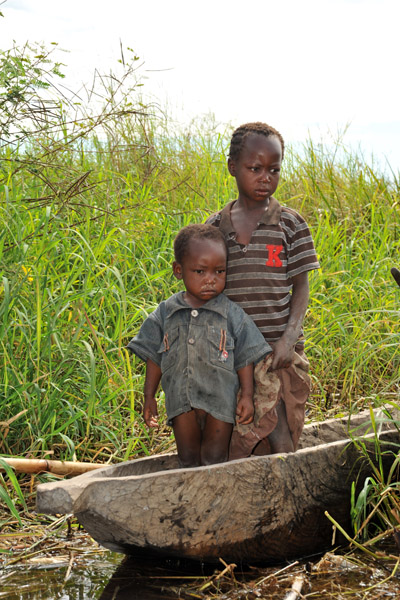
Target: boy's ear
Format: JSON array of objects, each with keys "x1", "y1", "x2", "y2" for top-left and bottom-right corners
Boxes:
[
  {"x1": 173, "y1": 261, "x2": 183, "y2": 280},
  {"x1": 227, "y1": 157, "x2": 236, "y2": 176}
]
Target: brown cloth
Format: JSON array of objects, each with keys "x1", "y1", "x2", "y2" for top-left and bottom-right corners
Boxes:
[{"x1": 229, "y1": 350, "x2": 311, "y2": 460}]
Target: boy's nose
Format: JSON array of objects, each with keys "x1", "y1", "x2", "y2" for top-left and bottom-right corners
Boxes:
[{"x1": 260, "y1": 170, "x2": 271, "y2": 182}]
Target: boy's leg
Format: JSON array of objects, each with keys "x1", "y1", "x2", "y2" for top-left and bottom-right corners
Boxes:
[
  {"x1": 267, "y1": 399, "x2": 294, "y2": 453},
  {"x1": 200, "y1": 413, "x2": 233, "y2": 465},
  {"x1": 172, "y1": 410, "x2": 202, "y2": 467},
  {"x1": 267, "y1": 351, "x2": 311, "y2": 453},
  {"x1": 230, "y1": 352, "x2": 310, "y2": 459}
]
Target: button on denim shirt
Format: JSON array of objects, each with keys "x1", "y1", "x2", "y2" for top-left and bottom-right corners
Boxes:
[{"x1": 127, "y1": 292, "x2": 271, "y2": 424}]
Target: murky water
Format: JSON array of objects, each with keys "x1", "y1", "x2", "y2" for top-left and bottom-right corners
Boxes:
[
  {"x1": 0, "y1": 551, "x2": 221, "y2": 599},
  {"x1": 1, "y1": 546, "x2": 400, "y2": 599},
  {"x1": 0, "y1": 551, "x2": 120, "y2": 599}
]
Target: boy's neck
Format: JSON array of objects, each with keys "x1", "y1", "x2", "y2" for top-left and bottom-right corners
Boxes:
[{"x1": 235, "y1": 196, "x2": 270, "y2": 213}]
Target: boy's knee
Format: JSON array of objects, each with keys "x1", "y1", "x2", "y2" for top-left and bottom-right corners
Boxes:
[
  {"x1": 178, "y1": 449, "x2": 201, "y2": 468},
  {"x1": 268, "y1": 425, "x2": 294, "y2": 453},
  {"x1": 269, "y1": 438, "x2": 294, "y2": 454},
  {"x1": 201, "y1": 447, "x2": 229, "y2": 466}
]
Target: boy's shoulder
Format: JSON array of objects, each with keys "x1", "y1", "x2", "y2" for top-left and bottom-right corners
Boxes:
[
  {"x1": 206, "y1": 199, "x2": 307, "y2": 227},
  {"x1": 205, "y1": 211, "x2": 221, "y2": 226},
  {"x1": 146, "y1": 293, "x2": 183, "y2": 323},
  {"x1": 205, "y1": 201, "x2": 235, "y2": 226},
  {"x1": 163, "y1": 292, "x2": 187, "y2": 314},
  {"x1": 279, "y1": 203, "x2": 308, "y2": 225}
]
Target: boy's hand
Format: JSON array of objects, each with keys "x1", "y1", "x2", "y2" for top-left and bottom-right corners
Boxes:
[
  {"x1": 236, "y1": 396, "x2": 254, "y2": 425},
  {"x1": 143, "y1": 398, "x2": 158, "y2": 427},
  {"x1": 271, "y1": 337, "x2": 295, "y2": 370},
  {"x1": 270, "y1": 270, "x2": 309, "y2": 370}
]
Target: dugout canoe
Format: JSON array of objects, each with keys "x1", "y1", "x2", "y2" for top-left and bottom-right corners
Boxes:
[{"x1": 36, "y1": 408, "x2": 400, "y2": 564}]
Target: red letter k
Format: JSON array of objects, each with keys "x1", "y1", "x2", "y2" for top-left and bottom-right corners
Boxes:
[{"x1": 266, "y1": 244, "x2": 283, "y2": 267}]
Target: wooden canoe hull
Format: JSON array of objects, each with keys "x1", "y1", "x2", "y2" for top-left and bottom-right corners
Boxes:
[{"x1": 36, "y1": 410, "x2": 399, "y2": 563}]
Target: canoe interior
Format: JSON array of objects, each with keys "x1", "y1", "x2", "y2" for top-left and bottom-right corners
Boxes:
[
  {"x1": 67, "y1": 407, "x2": 399, "y2": 480},
  {"x1": 48, "y1": 406, "x2": 399, "y2": 481}
]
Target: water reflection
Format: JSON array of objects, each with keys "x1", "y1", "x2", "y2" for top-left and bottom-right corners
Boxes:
[
  {"x1": 3, "y1": 543, "x2": 400, "y2": 598},
  {"x1": 1, "y1": 548, "x2": 219, "y2": 600},
  {"x1": 0, "y1": 554, "x2": 121, "y2": 600},
  {"x1": 98, "y1": 555, "x2": 216, "y2": 600}
]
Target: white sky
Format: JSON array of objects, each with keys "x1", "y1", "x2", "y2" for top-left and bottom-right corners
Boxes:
[{"x1": 2, "y1": 0, "x2": 400, "y2": 172}]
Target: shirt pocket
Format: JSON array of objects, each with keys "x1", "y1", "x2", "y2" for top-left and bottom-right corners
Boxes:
[
  {"x1": 158, "y1": 327, "x2": 179, "y2": 373},
  {"x1": 207, "y1": 325, "x2": 235, "y2": 372}
]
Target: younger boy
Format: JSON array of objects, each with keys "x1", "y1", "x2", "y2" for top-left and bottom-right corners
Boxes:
[{"x1": 127, "y1": 224, "x2": 271, "y2": 467}]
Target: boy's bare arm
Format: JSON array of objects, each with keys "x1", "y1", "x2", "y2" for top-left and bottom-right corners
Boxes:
[
  {"x1": 143, "y1": 358, "x2": 162, "y2": 427},
  {"x1": 272, "y1": 271, "x2": 309, "y2": 370},
  {"x1": 236, "y1": 363, "x2": 254, "y2": 424}
]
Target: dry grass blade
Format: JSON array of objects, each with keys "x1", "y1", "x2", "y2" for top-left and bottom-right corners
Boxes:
[
  {"x1": 197, "y1": 559, "x2": 237, "y2": 592},
  {"x1": 63, "y1": 550, "x2": 76, "y2": 583},
  {"x1": 282, "y1": 574, "x2": 306, "y2": 600},
  {"x1": 257, "y1": 561, "x2": 299, "y2": 585}
]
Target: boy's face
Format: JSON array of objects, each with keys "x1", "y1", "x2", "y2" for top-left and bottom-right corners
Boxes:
[
  {"x1": 228, "y1": 134, "x2": 282, "y2": 205},
  {"x1": 173, "y1": 238, "x2": 227, "y2": 308}
]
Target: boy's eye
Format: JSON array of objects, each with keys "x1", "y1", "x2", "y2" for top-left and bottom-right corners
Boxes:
[
  {"x1": 194, "y1": 269, "x2": 204, "y2": 274},
  {"x1": 250, "y1": 167, "x2": 259, "y2": 172},
  {"x1": 216, "y1": 269, "x2": 226, "y2": 274},
  {"x1": 271, "y1": 168, "x2": 281, "y2": 173}
]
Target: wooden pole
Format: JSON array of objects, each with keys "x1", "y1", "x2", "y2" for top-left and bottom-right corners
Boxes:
[{"x1": 0, "y1": 457, "x2": 107, "y2": 476}]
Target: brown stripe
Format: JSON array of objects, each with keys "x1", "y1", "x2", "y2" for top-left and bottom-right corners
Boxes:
[{"x1": 206, "y1": 201, "x2": 320, "y2": 342}]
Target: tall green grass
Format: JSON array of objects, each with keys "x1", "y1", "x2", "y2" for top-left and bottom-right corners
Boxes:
[{"x1": 1, "y1": 49, "x2": 399, "y2": 467}]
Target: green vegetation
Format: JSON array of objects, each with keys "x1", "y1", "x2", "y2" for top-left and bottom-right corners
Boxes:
[{"x1": 0, "y1": 43, "x2": 400, "y2": 542}]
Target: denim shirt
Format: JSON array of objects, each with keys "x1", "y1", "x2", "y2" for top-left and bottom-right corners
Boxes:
[{"x1": 127, "y1": 292, "x2": 271, "y2": 424}]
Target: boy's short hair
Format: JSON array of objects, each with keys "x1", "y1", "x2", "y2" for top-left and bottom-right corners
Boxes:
[
  {"x1": 174, "y1": 224, "x2": 227, "y2": 264},
  {"x1": 228, "y1": 122, "x2": 285, "y2": 161}
]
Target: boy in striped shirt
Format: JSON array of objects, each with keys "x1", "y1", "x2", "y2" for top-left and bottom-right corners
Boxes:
[{"x1": 207, "y1": 122, "x2": 320, "y2": 459}]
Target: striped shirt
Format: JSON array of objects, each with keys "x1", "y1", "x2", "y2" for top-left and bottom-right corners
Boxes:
[{"x1": 206, "y1": 198, "x2": 320, "y2": 346}]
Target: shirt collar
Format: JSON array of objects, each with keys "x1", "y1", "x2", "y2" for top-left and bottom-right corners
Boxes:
[
  {"x1": 166, "y1": 292, "x2": 229, "y2": 318},
  {"x1": 218, "y1": 197, "x2": 282, "y2": 236}
]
